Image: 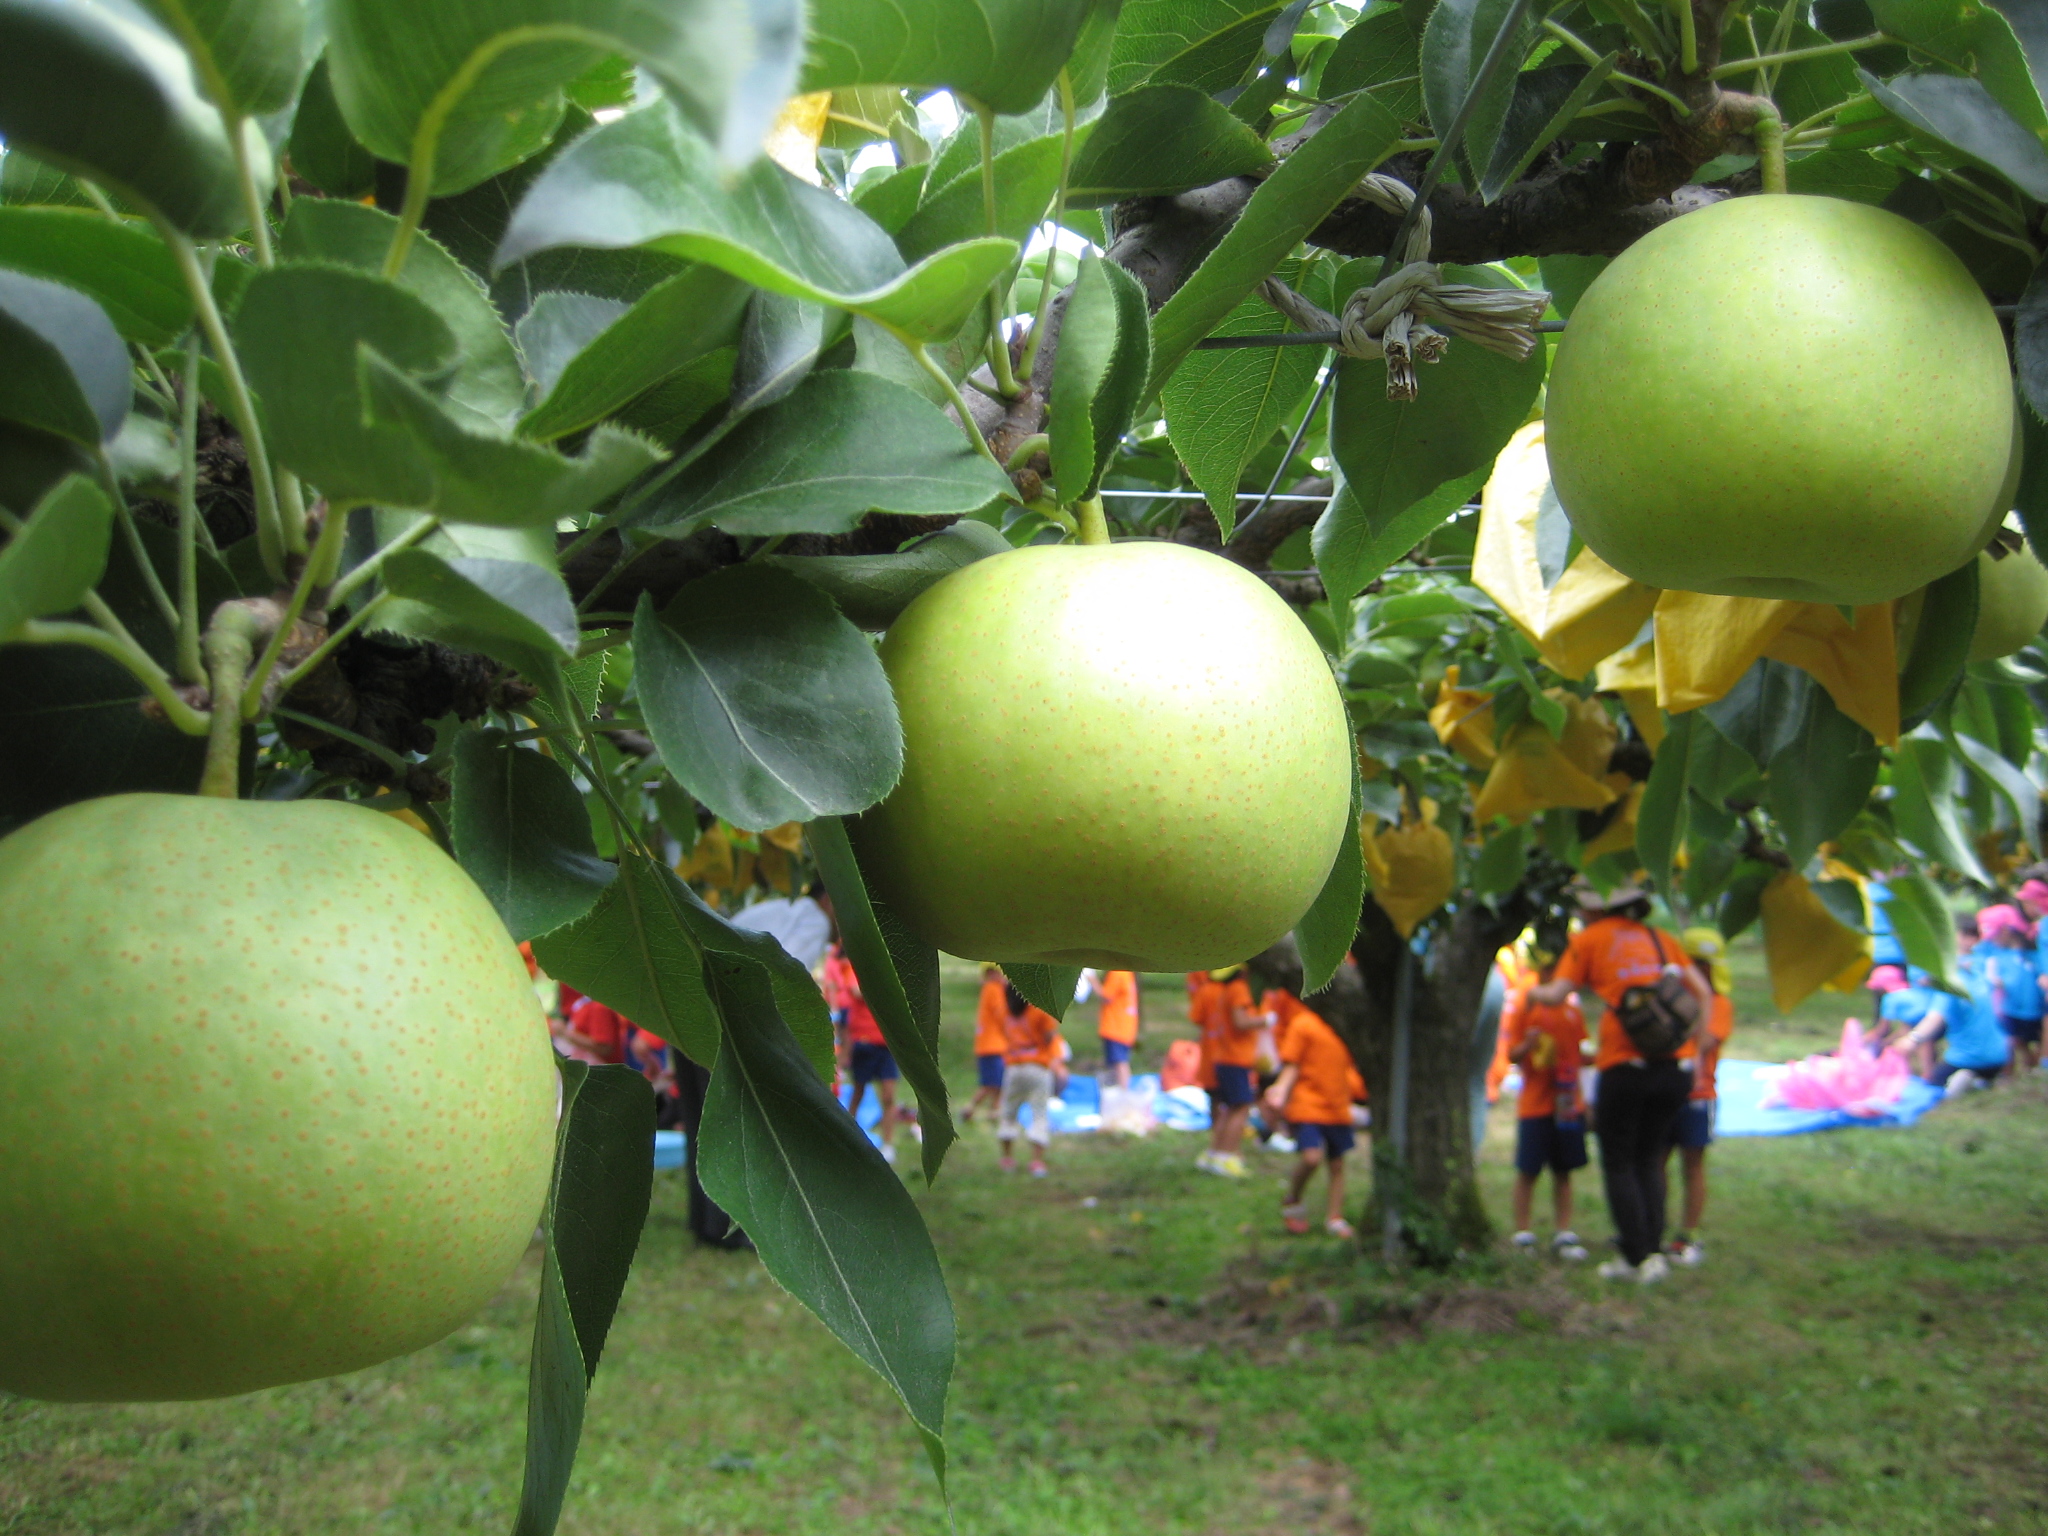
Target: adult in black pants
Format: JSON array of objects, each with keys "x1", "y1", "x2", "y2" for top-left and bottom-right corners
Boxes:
[{"x1": 1528, "y1": 886, "x2": 1710, "y2": 1285}]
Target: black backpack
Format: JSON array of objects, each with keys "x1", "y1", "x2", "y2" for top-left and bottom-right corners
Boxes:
[{"x1": 1613, "y1": 926, "x2": 1701, "y2": 1062}]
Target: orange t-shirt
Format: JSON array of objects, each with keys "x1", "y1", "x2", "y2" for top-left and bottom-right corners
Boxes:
[
  {"x1": 1097, "y1": 970, "x2": 1139, "y2": 1045},
  {"x1": 973, "y1": 978, "x2": 1009, "y2": 1056},
  {"x1": 1276, "y1": 1000, "x2": 1359, "y2": 1125},
  {"x1": 1002, "y1": 1005, "x2": 1061, "y2": 1067},
  {"x1": 1555, "y1": 916, "x2": 1689, "y2": 1068},
  {"x1": 1193, "y1": 977, "x2": 1257, "y2": 1070},
  {"x1": 1501, "y1": 981, "x2": 1585, "y2": 1118},
  {"x1": 1683, "y1": 992, "x2": 1736, "y2": 1100}
]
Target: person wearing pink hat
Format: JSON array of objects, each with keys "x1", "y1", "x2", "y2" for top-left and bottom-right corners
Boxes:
[
  {"x1": 2016, "y1": 878, "x2": 2048, "y2": 923},
  {"x1": 1979, "y1": 904, "x2": 2044, "y2": 1074}
]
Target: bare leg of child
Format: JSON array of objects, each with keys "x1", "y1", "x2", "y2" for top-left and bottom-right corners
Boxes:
[
  {"x1": 876, "y1": 1080, "x2": 900, "y2": 1161},
  {"x1": 1512, "y1": 1171, "x2": 1537, "y2": 1234},
  {"x1": 1552, "y1": 1171, "x2": 1575, "y2": 1234},
  {"x1": 1286, "y1": 1147, "x2": 1325, "y2": 1207},
  {"x1": 1680, "y1": 1145, "x2": 1708, "y2": 1233},
  {"x1": 1323, "y1": 1153, "x2": 1348, "y2": 1230}
]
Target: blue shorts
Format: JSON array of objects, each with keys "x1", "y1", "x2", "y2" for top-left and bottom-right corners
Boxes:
[
  {"x1": 1211, "y1": 1063, "x2": 1256, "y2": 1108},
  {"x1": 1514, "y1": 1116, "x2": 1588, "y2": 1178},
  {"x1": 1101, "y1": 1038, "x2": 1132, "y2": 1066},
  {"x1": 1676, "y1": 1099, "x2": 1715, "y2": 1151},
  {"x1": 849, "y1": 1042, "x2": 898, "y2": 1085},
  {"x1": 1294, "y1": 1122, "x2": 1355, "y2": 1158},
  {"x1": 2001, "y1": 1015, "x2": 2044, "y2": 1046},
  {"x1": 976, "y1": 1052, "x2": 1005, "y2": 1088}
]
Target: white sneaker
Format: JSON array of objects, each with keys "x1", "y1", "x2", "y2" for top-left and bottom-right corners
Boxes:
[
  {"x1": 1597, "y1": 1257, "x2": 1638, "y2": 1282},
  {"x1": 1267, "y1": 1134, "x2": 1298, "y2": 1154},
  {"x1": 1636, "y1": 1253, "x2": 1670, "y2": 1285},
  {"x1": 1511, "y1": 1230, "x2": 1537, "y2": 1254},
  {"x1": 879, "y1": 1142, "x2": 897, "y2": 1166},
  {"x1": 1195, "y1": 1151, "x2": 1222, "y2": 1175},
  {"x1": 1214, "y1": 1153, "x2": 1249, "y2": 1179},
  {"x1": 1668, "y1": 1240, "x2": 1704, "y2": 1268},
  {"x1": 1553, "y1": 1231, "x2": 1589, "y2": 1262}
]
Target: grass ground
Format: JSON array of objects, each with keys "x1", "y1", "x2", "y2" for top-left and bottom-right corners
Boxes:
[{"x1": 6, "y1": 938, "x2": 2045, "y2": 1535}]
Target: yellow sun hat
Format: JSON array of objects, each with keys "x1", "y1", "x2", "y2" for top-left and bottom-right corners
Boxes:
[{"x1": 1681, "y1": 926, "x2": 1734, "y2": 995}]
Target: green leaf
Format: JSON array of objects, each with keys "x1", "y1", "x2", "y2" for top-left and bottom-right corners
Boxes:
[
  {"x1": 696, "y1": 951, "x2": 954, "y2": 1475},
  {"x1": 1148, "y1": 90, "x2": 1404, "y2": 393},
  {"x1": 1703, "y1": 658, "x2": 1809, "y2": 766},
  {"x1": 0, "y1": 207, "x2": 190, "y2": 346},
  {"x1": 1716, "y1": 858, "x2": 1778, "y2": 941},
  {"x1": 1110, "y1": 0, "x2": 1284, "y2": 94},
  {"x1": 513, "y1": 1059, "x2": 654, "y2": 1536},
  {"x1": 1882, "y1": 869, "x2": 1965, "y2": 993},
  {"x1": 731, "y1": 292, "x2": 850, "y2": 415},
  {"x1": 1048, "y1": 252, "x2": 1153, "y2": 503},
  {"x1": 1862, "y1": 68, "x2": 2048, "y2": 200},
  {"x1": 1314, "y1": 465, "x2": 1485, "y2": 603},
  {"x1": 0, "y1": 0, "x2": 259, "y2": 237},
  {"x1": 286, "y1": 56, "x2": 377, "y2": 199},
  {"x1": 139, "y1": 0, "x2": 306, "y2": 116},
  {"x1": 1422, "y1": 0, "x2": 1538, "y2": 186},
  {"x1": 1292, "y1": 747, "x2": 1363, "y2": 993},
  {"x1": 767, "y1": 519, "x2": 1010, "y2": 629},
  {"x1": 631, "y1": 567, "x2": 903, "y2": 829},
  {"x1": 803, "y1": 0, "x2": 1096, "y2": 113},
  {"x1": 520, "y1": 265, "x2": 750, "y2": 440},
  {"x1": 1471, "y1": 818, "x2": 1532, "y2": 899},
  {"x1": 1001, "y1": 962, "x2": 1083, "y2": 1022},
  {"x1": 1869, "y1": 0, "x2": 2046, "y2": 132},
  {"x1": 1899, "y1": 555, "x2": 1978, "y2": 724},
  {"x1": 450, "y1": 728, "x2": 617, "y2": 941},
  {"x1": 1319, "y1": 7, "x2": 1420, "y2": 99},
  {"x1": 0, "y1": 474, "x2": 113, "y2": 639},
  {"x1": 1889, "y1": 731, "x2": 1991, "y2": 881},
  {"x1": 896, "y1": 128, "x2": 1072, "y2": 263},
  {"x1": 0, "y1": 268, "x2": 131, "y2": 446},
  {"x1": 1764, "y1": 685, "x2": 1882, "y2": 868},
  {"x1": 1066, "y1": 84, "x2": 1274, "y2": 205},
  {"x1": 359, "y1": 352, "x2": 665, "y2": 524},
  {"x1": 1634, "y1": 707, "x2": 1692, "y2": 896},
  {"x1": 806, "y1": 815, "x2": 955, "y2": 1182},
  {"x1": 326, "y1": 0, "x2": 802, "y2": 195},
  {"x1": 637, "y1": 370, "x2": 1012, "y2": 537},
  {"x1": 1947, "y1": 721, "x2": 2036, "y2": 828},
  {"x1": 279, "y1": 198, "x2": 527, "y2": 431},
  {"x1": 498, "y1": 101, "x2": 1016, "y2": 341},
  {"x1": 1479, "y1": 57, "x2": 1615, "y2": 202},
  {"x1": 380, "y1": 549, "x2": 580, "y2": 680},
  {"x1": 1783, "y1": 146, "x2": 1905, "y2": 204}
]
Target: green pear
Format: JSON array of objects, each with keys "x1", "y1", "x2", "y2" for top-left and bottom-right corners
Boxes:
[
  {"x1": 1970, "y1": 545, "x2": 2048, "y2": 662},
  {"x1": 0, "y1": 794, "x2": 559, "y2": 1402},
  {"x1": 1547, "y1": 195, "x2": 2012, "y2": 606},
  {"x1": 852, "y1": 542, "x2": 1353, "y2": 970}
]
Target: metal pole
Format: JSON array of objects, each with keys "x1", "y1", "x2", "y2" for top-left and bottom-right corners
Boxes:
[{"x1": 1381, "y1": 940, "x2": 1415, "y2": 1265}]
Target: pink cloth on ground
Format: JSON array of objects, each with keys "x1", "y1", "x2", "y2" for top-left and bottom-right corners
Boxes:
[{"x1": 1764, "y1": 1020, "x2": 1910, "y2": 1117}]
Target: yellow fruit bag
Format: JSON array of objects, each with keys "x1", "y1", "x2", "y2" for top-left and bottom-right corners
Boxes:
[
  {"x1": 1363, "y1": 806, "x2": 1455, "y2": 938},
  {"x1": 1760, "y1": 871, "x2": 1873, "y2": 1013}
]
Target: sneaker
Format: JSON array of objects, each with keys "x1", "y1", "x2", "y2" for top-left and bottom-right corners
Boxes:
[
  {"x1": 1282, "y1": 1202, "x2": 1311, "y2": 1236},
  {"x1": 1511, "y1": 1230, "x2": 1537, "y2": 1254},
  {"x1": 1267, "y1": 1134, "x2": 1298, "y2": 1154},
  {"x1": 1554, "y1": 1232, "x2": 1589, "y2": 1263},
  {"x1": 1214, "y1": 1153, "x2": 1249, "y2": 1179},
  {"x1": 998, "y1": 1153, "x2": 1017, "y2": 1173},
  {"x1": 1668, "y1": 1239, "x2": 1704, "y2": 1268},
  {"x1": 1195, "y1": 1150, "x2": 1220, "y2": 1175},
  {"x1": 879, "y1": 1142, "x2": 897, "y2": 1166},
  {"x1": 1325, "y1": 1217, "x2": 1356, "y2": 1239},
  {"x1": 1636, "y1": 1253, "x2": 1670, "y2": 1285},
  {"x1": 1597, "y1": 1257, "x2": 1638, "y2": 1282},
  {"x1": 1028, "y1": 1159, "x2": 1048, "y2": 1178}
]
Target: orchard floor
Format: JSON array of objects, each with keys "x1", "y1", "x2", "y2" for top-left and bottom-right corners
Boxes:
[{"x1": 7, "y1": 943, "x2": 2048, "y2": 1535}]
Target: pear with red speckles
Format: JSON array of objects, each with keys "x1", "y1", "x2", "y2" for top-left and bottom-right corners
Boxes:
[{"x1": 0, "y1": 793, "x2": 559, "y2": 1402}]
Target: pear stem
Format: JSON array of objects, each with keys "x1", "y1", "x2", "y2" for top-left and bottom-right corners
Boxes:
[{"x1": 1074, "y1": 496, "x2": 1111, "y2": 546}]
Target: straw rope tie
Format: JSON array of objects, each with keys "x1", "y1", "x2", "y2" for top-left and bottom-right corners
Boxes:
[{"x1": 1258, "y1": 174, "x2": 1553, "y2": 401}]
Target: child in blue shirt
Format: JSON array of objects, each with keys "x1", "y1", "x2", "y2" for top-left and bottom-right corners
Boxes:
[
  {"x1": 1899, "y1": 965, "x2": 2012, "y2": 1094},
  {"x1": 1980, "y1": 904, "x2": 2043, "y2": 1073}
]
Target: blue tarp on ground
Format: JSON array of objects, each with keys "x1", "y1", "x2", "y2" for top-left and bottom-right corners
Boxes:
[
  {"x1": 837, "y1": 1072, "x2": 1213, "y2": 1139},
  {"x1": 1704, "y1": 1059, "x2": 1944, "y2": 1137}
]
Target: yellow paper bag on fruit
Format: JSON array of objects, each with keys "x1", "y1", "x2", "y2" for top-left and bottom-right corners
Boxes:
[
  {"x1": 1760, "y1": 871, "x2": 1873, "y2": 1013},
  {"x1": 1363, "y1": 806, "x2": 1455, "y2": 938},
  {"x1": 1474, "y1": 422, "x2": 1660, "y2": 680},
  {"x1": 1429, "y1": 665, "x2": 1497, "y2": 768},
  {"x1": 1580, "y1": 780, "x2": 1644, "y2": 860},
  {"x1": 1654, "y1": 591, "x2": 1898, "y2": 744},
  {"x1": 1472, "y1": 690, "x2": 1618, "y2": 824},
  {"x1": 762, "y1": 91, "x2": 833, "y2": 184},
  {"x1": 1762, "y1": 601, "x2": 1899, "y2": 745},
  {"x1": 677, "y1": 822, "x2": 735, "y2": 888},
  {"x1": 1595, "y1": 638, "x2": 1664, "y2": 750}
]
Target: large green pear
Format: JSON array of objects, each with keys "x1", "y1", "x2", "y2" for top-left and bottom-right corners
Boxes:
[
  {"x1": 851, "y1": 542, "x2": 1353, "y2": 969},
  {"x1": 0, "y1": 795, "x2": 559, "y2": 1402},
  {"x1": 1546, "y1": 195, "x2": 2012, "y2": 606},
  {"x1": 1969, "y1": 545, "x2": 2048, "y2": 661}
]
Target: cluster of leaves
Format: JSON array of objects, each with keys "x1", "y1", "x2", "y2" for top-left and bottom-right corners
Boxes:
[{"x1": 7, "y1": 0, "x2": 2048, "y2": 1519}]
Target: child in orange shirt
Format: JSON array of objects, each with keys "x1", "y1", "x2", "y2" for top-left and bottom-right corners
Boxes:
[
  {"x1": 965, "y1": 965, "x2": 1009, "y2": 1124},
  {"x1": 997, "y1": 983, "x2": 1061, "y2": 1177},
  {"x1": 1502, "y1": 934, "x2": 1590, "y2": 1262},
  {"x1": 1263, "y1": 990, "x2": 1361, "y2": 1238},
  {"x1": 1092, "y1": 969, "x2": 1140, "y2": 1089},
  {"x1": 1194, "y1": 965, "x2": 1259, "y2": 1177},
  {"x1": 1666, "y1": 929, "x2": 1737, "y2": 1268}
]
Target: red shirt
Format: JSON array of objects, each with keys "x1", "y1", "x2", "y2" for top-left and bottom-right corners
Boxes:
[
  {"x1": 568, "y1": 998, "x2": 629, "y2": 1065},
  {"x1": 823, "y1": 949, "x2": 884, "y2": 1045}
]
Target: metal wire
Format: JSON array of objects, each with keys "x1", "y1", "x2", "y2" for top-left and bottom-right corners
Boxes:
[{"x1": 1193, "y1": 305, "x2": 2020, "y2": 349}]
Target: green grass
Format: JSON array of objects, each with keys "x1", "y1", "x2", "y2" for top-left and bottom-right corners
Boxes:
[{"x1": 6, "y1": 937, "x2": 2046, "y2": 1535}]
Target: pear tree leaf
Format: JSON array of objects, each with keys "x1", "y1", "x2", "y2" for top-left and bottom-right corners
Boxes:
[
  {"x1": 1480, "y1": 57, "x2": 1615, "y2": 202},
  {"x1": 379, "y1": 549, "x2": 581, "y2": 681},
  {"x1": 0, "y1": 0, "x2": 259, "y2": 236},
  {"x1": 636, "y1": 370, "x2": 1012, "y2": 536},
  {"x1": 1000, "y1": 962, "x2": 1083, "y2": 1022},
  {"x1": 497, "y1": 100, "x2": 1016, "y2": 342},
  {"x1": 1067, "y1": 83, "x2": 1274, "y2": 205},
  {"x1": 806, "y1": 815, "x2": 955, "y2": 1182},
  {"x1": 513, "y1": 1058, "x2": 653, "y2": 1536},
  {"x1": 326, "y1": 0, "x2": 804, "y2": 194},
  {"x1": 0, "y1": 474, "x2": 114, "y2": 639},
  {"x1": 138, "y1": 0, "x2": 307, "y2": 116},
  {"x1": 767, "y1": 520, "x2": 1010, "y2": 629},
  {"x1": 0, "y1": 207, "x2": 190, "y2": 346},
  {"x1": 1292, "y1": 748, "x2": 1363, "y2": 994},
  {"x1": 1862, "y1": 68, "x2": 2048, "y2": 200},
  {"x1": 287, "y1": 55, "x2": 377, "y2": 198},
  {"x1": 0, "y1": 268, "x2": 131, "y2": 445},
  {"x1": 1422, "y1": 0, "x2": 1540, "y2": 187},
  {"x1": 450, "y1": 728, "x2": 617, "y2": 941},
  {"x1": 803, "y1": 0, "x2": 1097, "y2": 114},
  {"x1": 895, "y1": 128, "x2": 1072, "y2": 263},
  {"x1": 1110, "y1": 0, "x2": 1285, "y2": 94},
  {"x1": 1048, "y1": 253, "x2": 1151, "y2": 502},
  {"x1": 730, "y1": 291, "x2": 848, "y2": 415},
  {"x1": 1314, "y1": 465, "x2": 1488, "y2": 603},
  {"x1": 632, "y1": 568, "x2": 902, "y2": 829}
]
